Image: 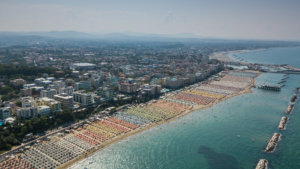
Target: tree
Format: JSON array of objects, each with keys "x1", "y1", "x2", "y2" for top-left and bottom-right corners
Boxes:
[
  {"x1": 57, "y1": 109, "x2": 74, "y2": 123},
  {"x1": 21, "y1": 126, "x2": 28, "y2": 134},
  {"x1": 5, "y1": 144, "x2": 12, "y2": 150},
  {"x1": 16, "y1": 101, "x2": 22, "y2": 107},
  {"x1": 24, "y1": 120, "x2": 33, "y2": 131},
  {"x1": 0, "y1": 86, "x2": 13, "y2": 95},
  {"x1": 1, "y1": 95, "x2": 9, "y2": 101}
]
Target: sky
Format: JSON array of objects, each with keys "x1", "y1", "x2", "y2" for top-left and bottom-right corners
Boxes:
[{"x1": 1, "y1": 0, "x2": 300, "y2": 41}]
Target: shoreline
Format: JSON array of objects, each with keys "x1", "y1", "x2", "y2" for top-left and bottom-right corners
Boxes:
[
  {"x1": 210, "y1": 48, "x2": 267, "y2": 62},
  {"x1": 64, "y1": 71, "x2": 260, "y2": 169}
]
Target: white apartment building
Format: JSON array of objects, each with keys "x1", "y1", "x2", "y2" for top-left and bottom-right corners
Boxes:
[
  {"x1": 54, "y1": 93, "x2": 74, "y2": 109},
  {"x1": 0, "y1": 107, "x2": 12, "y2": 120},
  {"x1": 59, "y1": 86, "x2": 74, "y2": 96},
  {"x1": 73, "y1": 92, "x2": 94, "y2": 106},
  {"x1": 40, "y1": 89, "x2": 57, "y2": 99},
  {"x1": 74, "y1": 81, "x2": 92, "y2": 90},
  {"x1": 40, "y1": 97, "x2": 61, "y2": 113},
  {"x1": 16, "y1": 107, "x2": 38, "y2": 119},
  {"x1": 37, "y1": 105, "x2": 51, "y2": 116}
]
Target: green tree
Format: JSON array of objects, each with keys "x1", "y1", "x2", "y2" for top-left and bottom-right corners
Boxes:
[
  {"x1": 24, "y1": 120, "x2": 33, "y2": 131},
  {"x1": 57, "y1": 109, "x2": 74, "y2": 123},
  {"x1": 1, "y1": 95, "x2": 9, "y2": 101},
  {"x1": 5, "y1": 144, "x2": 12, "y2": 150},
  {"x1": 0, "y1": 86, "x2": 13, "y2": 95},
  {"x1": 16, "y1": 101, "x2": 22, "y2": 107}
]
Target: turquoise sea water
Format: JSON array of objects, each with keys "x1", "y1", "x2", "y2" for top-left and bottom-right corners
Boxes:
[
  {"x1": 73, "y1": 47, "x2": 300, "y2": 169},
  {"x1": 229, "y1": 47, "x2": 300, "y2": 68}
]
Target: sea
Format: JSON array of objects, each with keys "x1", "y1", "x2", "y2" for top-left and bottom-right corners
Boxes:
[{"x1": 72, "y1": 47, "x2": 300, "y2": 169}]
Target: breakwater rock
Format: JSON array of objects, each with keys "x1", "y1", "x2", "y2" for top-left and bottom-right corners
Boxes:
[
  {"x1": 285, "y1": 104, "x2": 294, "y2": 114},
  {"x1": 265, "y1": 133, "x2": 280, "y2": 152},
  {"x1": 290, "y1": 95, "x2": 297, "y2": 103},
  {"x1": 255, "y1": 159, "x2": 268, "y2": 169},
  {"x1": 278, "y1": 116, "x2": 288, "y2": 129}
]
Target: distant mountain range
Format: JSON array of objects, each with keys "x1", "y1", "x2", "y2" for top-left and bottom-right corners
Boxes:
[
  {"x1": 0, "y1": 31, "x2": 224, "y2": 40},
  {"x1": 0, "y1": 31, "x2": 298, "y2": 43}
]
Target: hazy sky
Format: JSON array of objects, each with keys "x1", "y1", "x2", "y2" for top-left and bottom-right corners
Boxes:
[{"x1": 1, "y1": 0, "x2": 300, "y2": 40}]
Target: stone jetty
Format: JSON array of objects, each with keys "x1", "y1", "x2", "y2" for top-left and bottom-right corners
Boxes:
[
  {"x1": 265, "y1": 133, "x2": 280, "y2": 152},
  {"x1": 278, "y1": 116, "x2": 288, "y2": 129},
  {"x1": 290, "y1": 95, "x2": 297, "y2": 103},
  {"x1": 255, "y1": 159, "x2": 268, "y2": 169},
  {"x1": 285, "y1": 104, "x2": 294, "y2": 114}
]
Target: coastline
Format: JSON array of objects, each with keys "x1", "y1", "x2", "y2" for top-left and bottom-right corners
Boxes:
[
  {"x1": 64, "y1": 71, "x2": 261, "y2": 169},
  {"x1": 210, "y1": 48, "x2": 267, "y2": 62}
]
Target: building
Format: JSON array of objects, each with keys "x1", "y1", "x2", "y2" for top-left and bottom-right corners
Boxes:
[
  {"x1": 75, "y1": 81, "x2": 92, "y2": 91},
  {"x1": 37, "y1": 105, "x2": 51, "y2": 117},
  {"x1": 90, "y1": 78, "x2": 102, "y2": 88},
  {"x1": 46, "y1": 77, "x2": 56, "y2": 81},
  {"x1": 119, "y1": 83, "x2": 140, "y2": 94},
  {"x1": 10, "y1": 79, "x2": 26, "y2": 87},
  {"x1": 160, "y1": 78, "x2": 166, "y2": 86},
  {"x1": 165, "y1": 77, "x2": 184, "y2": 89},
  {"x1": 40, "y1": 97, "x2": 61, "y2": 113},
  {"x1": 209, "y1": 64, "x2": 219, "y2": 72},
  {"x1": 65, "y1": 79, "x2": 75, "y2": 86},
  {"x1": 107, "y1": 75, "x2": 119, "y2": 83},
  {"x1": 23, "y1": 83, "x2": 36, "y2": 88},
  {"x1": 41, "y1": 80, "x2": 52, "y2": 87},
  {"x1": 71, "y1": 63, "x2": 96, "y2": 70},
  {"x1": 16, "y1": 107, "x2": 38, "y2": 119},
  {"x1": 40, "y1": 89, "x2": 57, "y2": 99},
  {"x1": 71, "y1": 71, "x2": 80, "y2": 78},
  {"x1": 34, "y1": 78, "x2": 46, "y2": 86},
  {"x1": 59, "y1": 86, "x2": 74, "y2": 96},
  {"x1": 140, "y1": 84, "x2": 162, "y2": 96},
  {"x1": 97, "y1": 87, "x2": 114, "y2": 102},
  {"x1": 73, "y1": 92, "x2": 94, "y2": 106},
  {"x1": 54, "y1": 93, "x2": 73, "y2": 109},
  {"x1": 0, "y1": 107, "x2": 12, "y2": 120},
  {"x1": 21, "y1": 97, "x2": 34, "y2": 108},
  {"x1": 195, "y1": 72, "x2": 203, "y2": 82},
  {"x1": 30, "y1": 86, "x2": 44, "y2": 95},
  {"x1": 21, "y1": 88, "x2": 32, "y2": 96},
  {"x1": 48, "y1": 80, "x2": 65, "y2": 90}
]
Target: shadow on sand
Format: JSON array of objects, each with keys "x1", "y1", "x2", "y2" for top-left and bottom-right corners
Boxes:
[{"x1": 198, "y1": 145, "x2": 244, "y2": 169}]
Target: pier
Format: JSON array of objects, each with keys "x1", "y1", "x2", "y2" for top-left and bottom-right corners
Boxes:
[{"x1": 257, "y1": 85, "x2": 281, "y2": 91}]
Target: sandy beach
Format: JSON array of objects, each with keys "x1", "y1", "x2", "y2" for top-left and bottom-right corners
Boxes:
[
  {"x1": 0, "y1": 70, "x2": 260, "y2": 169},
  {"x1": 210, "y1": 49, "x2": 267, "y2": 62},
  {"x1": 62, "y1": 70, "x2": 260, "y2": 169}
]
